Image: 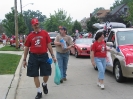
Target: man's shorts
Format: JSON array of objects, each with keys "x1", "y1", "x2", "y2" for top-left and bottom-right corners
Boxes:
[{"x1": 27, "y1": 52, "x2": 52, "y2": 77}]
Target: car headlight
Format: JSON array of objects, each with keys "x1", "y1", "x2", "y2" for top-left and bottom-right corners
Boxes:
[{"x1": 81, "y1": 48, "x2": 87, "y2": 50}]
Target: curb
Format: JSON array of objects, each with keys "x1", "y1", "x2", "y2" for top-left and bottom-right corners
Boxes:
[{"x1": 5, "y1": 53, "x2": 24, "y2": 99}]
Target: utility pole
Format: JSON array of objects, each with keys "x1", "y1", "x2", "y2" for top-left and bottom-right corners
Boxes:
[
  {"x1": 20, "y1": 0, "x2": 22, "y2": 14},
  {"x1": 14, "y1": 0, "x2": 19, "y2": 48}
]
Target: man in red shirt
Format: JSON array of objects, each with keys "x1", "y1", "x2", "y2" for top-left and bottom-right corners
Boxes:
[
  {"x1": 2, "y1": 33, "x2": 7, "y2": 46},
  {"x1": 23, "y1": 18, "x2": 56, "y2": 99}
]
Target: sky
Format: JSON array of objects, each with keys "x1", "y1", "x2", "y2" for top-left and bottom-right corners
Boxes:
[{"x1": 0, "y1": 0, "x2": 115, "y2": 21}]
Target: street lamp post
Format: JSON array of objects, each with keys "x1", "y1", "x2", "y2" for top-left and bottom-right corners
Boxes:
[
  {"x1": 20, "y1": 0, "x2": 34, "y2": 14},
  {"x1": 20, "y1": 0, "x2": 22, "y2": 14}
]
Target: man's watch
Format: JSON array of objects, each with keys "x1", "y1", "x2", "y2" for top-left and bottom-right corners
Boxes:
[
  {"x1": 51, "y1": 54, "x2": 55, "y2": 58},
  {"x1": 23, "y1": 59, "x2": 26, "y2": 61}
]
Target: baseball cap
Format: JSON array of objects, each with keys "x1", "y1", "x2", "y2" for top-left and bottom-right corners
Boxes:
[
  {"x1": 31, "y1": 18, "x2": 39, "y2": 25},
  {"x1": 59, "y1": 26, "x2": 67, "y2": 31}
]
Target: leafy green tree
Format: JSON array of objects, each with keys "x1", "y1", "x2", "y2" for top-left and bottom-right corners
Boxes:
[
  {"x1": 110, "y1": 0, "x2": 121, "y2": 11},
  {"x1": 2, "y1": 7, "x2": 28, "y2": 36},
  {"x1": 86, "y1": 17, "x2": 99, "y2": 34},
  {"x1": 110, "y1": 0, "x2": 131, "y2": 10},
  {"x1": 72, "y1": 20, "x2": 82, "y2": 33},
  {"x1": 23, "y1": 10, "x2": 46, "y2": 33},
  {"x1": 127, "y1": 0, "x2": 133, "y2": 24},
  {"x1": 0, "y1": 21, "x2": 5, "y2": 34},
  {"x1": 44, "y1": 9, "x2": 73, "y2": 34}
]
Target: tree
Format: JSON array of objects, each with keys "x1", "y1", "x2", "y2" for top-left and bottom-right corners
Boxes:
[
  {"x1": 0, "y1": 21, "x2": 5, "y2": 34},
  {"x1": 2, "y1": 7, "x2": 28, "y2": 36},
  {"x1": 72, "y1": 20, "x2": 82, "y2": 33},
  {"x1": 127, "y1": 0, "x2": 133, "y2": 24},
  {"x1": 110, "y1": 0, "x2": 131, "y2": 10},
  {"x1": 44, "y1": 9, "x2": 73, "y2": 34},
  {"x1": 23, "y1": 10, "x2": 47, "y2": 33},
  {"x1": 86, "y1": 17, "x2": 99, "y2": 34}
]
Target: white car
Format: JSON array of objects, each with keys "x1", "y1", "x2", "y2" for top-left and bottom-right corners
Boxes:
[{"x1": 48, "y1": 32, "x2": 59, "y2": 45}]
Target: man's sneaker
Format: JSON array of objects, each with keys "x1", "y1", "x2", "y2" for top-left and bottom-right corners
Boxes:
[
  {"x1": 63, "y1": 78, "x2": 67, "y2": 81},
  {"x1": 42, "y1": 83, "x2": 48, "y2": 94},
  {"x1": 100, "y1": 84, "x2": 105, "y2": 90},
  {"x1": 97, "y1": 82, "x2": 101, "y2": 87},
  {"x1": 35, "y1": 92, "x2": 42, "y2": 99},
  {"x1": 60, "y1": 79, "x2": 63, "y2": 83}
]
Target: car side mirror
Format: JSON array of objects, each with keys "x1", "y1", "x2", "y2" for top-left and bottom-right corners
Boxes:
[{"x1": 106, "y1": 42, "x2": 113, "y2": 46}]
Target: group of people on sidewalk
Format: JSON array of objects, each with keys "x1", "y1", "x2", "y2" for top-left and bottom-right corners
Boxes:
[
  {"x1": 23, "y1": 18, "x2": 111, "y2": 99},
  {"x1": 23, "y1": 18, "x2": 72, "y2": 99}
]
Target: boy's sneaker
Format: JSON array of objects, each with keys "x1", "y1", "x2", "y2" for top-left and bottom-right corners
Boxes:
[
  {"x1": 35, "y1": 92, "x2": 42, "y2": 99},
  {"x1": 42, "y1": 83, "x2": 48, "y2": 94},
  {"x1": 97, "y1": 82, "x2": 101, "y2": 87},
  {"x1": 100, "y1": 84, "x2": 105, "y2": 90}
]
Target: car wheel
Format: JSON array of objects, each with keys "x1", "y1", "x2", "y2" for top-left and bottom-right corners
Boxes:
[
  {"x1": 75, "y1": 50, "x2": 79, "y2": 58},
  {"x1": 114, "y1": 61, "x2": 125, "y2": 82}
]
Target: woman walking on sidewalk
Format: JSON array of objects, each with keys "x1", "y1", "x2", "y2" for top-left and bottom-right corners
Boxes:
[{"x1": 91, "y1": 32, "x2": 110, "y2": 90}]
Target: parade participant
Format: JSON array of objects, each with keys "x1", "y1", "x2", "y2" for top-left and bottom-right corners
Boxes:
[
  {"x1": 91, "y1": 32, "x2": 110, "y2": 90},
  {"x1": 54, "y1": 26, "x2": 73, "y2": 83},
  {"x1": 2, "y1": 33, "x2": 7, "y2": 46},
  {"x1": 23, "y1": 18, "x2": 56, "y2": 99}
]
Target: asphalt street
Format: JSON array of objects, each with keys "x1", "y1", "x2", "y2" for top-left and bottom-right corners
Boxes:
[{"x1": 16, "y1": 48, "x2": 133, "y2": 99}]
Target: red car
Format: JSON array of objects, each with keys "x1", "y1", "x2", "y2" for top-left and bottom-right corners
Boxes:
[{"x1": 70, "y1": 38, "x2": 93, "y2": 58}]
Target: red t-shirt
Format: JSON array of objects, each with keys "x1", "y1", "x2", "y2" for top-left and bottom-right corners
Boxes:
[
  {"x1": 25, "y1": 30, "x2": 51, "y2": 54},
  {"x1": 2, "y1": 34, "x2": 6, "y2": 40},
  {"x1": 92, "y1": 41, "x2": 106, "y2": 58}
]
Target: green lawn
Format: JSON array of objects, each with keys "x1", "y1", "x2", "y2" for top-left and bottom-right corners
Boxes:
[
  {"x1": 0, "y1": 45, "x2": 21, "y2": 51},
  {"x1": 0, "y1": 53, "x2": 21, "y2": 74}
]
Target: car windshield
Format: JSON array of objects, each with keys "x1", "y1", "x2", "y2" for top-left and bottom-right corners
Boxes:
[
  {"x1": 75, "y1": 39, "x2": 92, "y2": 45},
  {"x1": 49, "y1": 33, "x2": 58, "y2": 37},
  {"x1": 117, "y1": 30, "x2": 133, "y2": 45}
]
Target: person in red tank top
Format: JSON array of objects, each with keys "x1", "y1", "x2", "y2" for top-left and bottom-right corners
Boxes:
[
  {"x1": 23, "y1": 18, "x2": 56, "y2": 99},
  {"x1": 91, "y1": 32, "x2": 110, "y2": 90}
]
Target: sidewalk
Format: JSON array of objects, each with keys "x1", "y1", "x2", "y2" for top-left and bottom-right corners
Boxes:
[
  {"x1": 0, "y1": 44, "x2": 23, "y2": 99},
  {"x1": 0, "y1": 51, "x2": 23, "y2": 55}
]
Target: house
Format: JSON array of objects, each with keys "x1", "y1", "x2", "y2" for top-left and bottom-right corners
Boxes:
[
  {"x1": 95, "y1": 10, "x2": 110, "y2": 22},
  {"x1": 110, "y1": 4, "x2": 128, "y2": 17}
]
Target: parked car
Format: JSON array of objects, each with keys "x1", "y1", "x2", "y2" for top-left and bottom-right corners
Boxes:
[
  {"x1": 48, "y1": 32, "x2": 59, "y2": 45},
  {"x1": 92, "y1": 28, "x2": 133, "y2": 83},
  {"x1": 70, "y1": 38, "x2": 93, "y2": 58}
]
